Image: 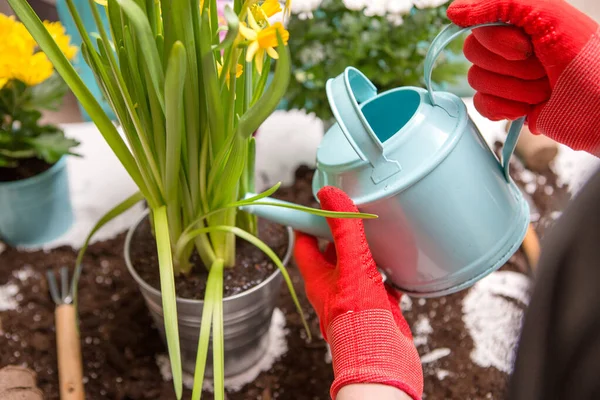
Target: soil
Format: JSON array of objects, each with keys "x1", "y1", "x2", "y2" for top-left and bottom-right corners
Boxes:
[
  {"x1": 0, "y1": 158, "x2": 53, "y2": 182},
  {"x1": 129, "y1": 218, "x2": 289, "y2": 299},
  {"x1": 0, "y1": 158, "x2": 570, "y2": 399}
]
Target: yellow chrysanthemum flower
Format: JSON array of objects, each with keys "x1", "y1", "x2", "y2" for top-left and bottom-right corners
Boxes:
[
  {"x1": 239, "y1": 13, "x2": 289, "y2": 74},
  {"x1": 13, "y1": 52, "x2": 55, "y2": 87},
  {"x1": 0, "y1": 13, "x2": 76, "y2": 88},
  {"x1": 217, "y1": 60, "x2": 243, "y2": 87},
  {"x1": 43, "y1": 21, "x2": 78, "y2": 61}
]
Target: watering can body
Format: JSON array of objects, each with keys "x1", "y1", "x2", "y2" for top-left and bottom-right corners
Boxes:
[{"x1": 244, "y1": 24, "x2": 530, "y2": 297}]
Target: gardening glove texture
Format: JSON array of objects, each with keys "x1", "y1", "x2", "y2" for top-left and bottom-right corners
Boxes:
[
  {"x1": 293, "y1": 186, "x2": 423, "y2": 400},
  {"x1": 447, "y1": 0, "x2": 600, "y2": 154}
]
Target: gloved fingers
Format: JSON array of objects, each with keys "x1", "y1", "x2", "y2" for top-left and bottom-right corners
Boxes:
[
  {"x1": 472, "y1": 26, "x2": 533, "y2": 61},
  {"x1": 468, "y1": 65, "x2": 551, "y2": 105},
  {"x1": 473, "y1": 92, "x2": 532, "y2": 121},
  {"x1": 323, "y1": 242, "x2": 338, "y2": 265},
  {"x1": 464, "y1": 34, "x2": 545, "y2": 79},
  {"x1": 293, "y1": 231, "x2": 335, "y2": 277},
  {"x1": 317, "y1": 186, "x2": 376, "y2": 276},
  {"x1": 447, "y1": 0, "x2": 535, "y2": 28}
]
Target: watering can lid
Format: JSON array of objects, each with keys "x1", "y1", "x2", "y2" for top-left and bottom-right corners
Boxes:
[{"x1": 314, "y1": 67, "x2": 465, "y2": 197}]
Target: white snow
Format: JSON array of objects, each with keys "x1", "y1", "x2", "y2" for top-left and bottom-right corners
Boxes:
[
  {"x1": 420, "y1": 348, "x2": 451, "y2": 364},
  {"x1": 462, "y1": 271, "x2": 531, "y2": 373},
  {"x1": 0, "y1": 283, "x2": 19, "y2": 312}
]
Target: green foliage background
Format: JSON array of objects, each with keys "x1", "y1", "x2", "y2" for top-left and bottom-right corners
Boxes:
[{"x1": 284, "y1": 0, "x2": 469, "y2": 121}]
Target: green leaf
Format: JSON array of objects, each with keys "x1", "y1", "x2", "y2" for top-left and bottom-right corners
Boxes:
[
  {"x1": 24, "y1": 132, "x2": 81, "y2": 164},
  {"x1": 237, "y1": 32, "x2": 290, "y2": 139},
  {"x1": 212, "y1": 259, "x2": 225, "y2": 400},
  {"x1": 152, "y1": 206, "x2": 183, "y2": 399},
  {"x1": 116, "y1": 0, "x2": 165, "y2": 111},
  {"x1": 24, "y1": 74, "x2": 68, "y2": 111},
  {"x1": 212, "y1": 5, "x2": 239, "y2": 51},
  {"x1": 190, "y1": 258, "x2": 221, "y2": 400},
  {"x1": 72, "y1": 191, "x2": 144, "y2": 307},
  {"x1": 164, "y1": 41, "x2": 187, "y2": 245}
]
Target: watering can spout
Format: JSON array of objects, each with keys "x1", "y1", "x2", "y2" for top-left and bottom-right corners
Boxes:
[{"x1": 240, "y1": 194, "x2": 333, "y2": 240}]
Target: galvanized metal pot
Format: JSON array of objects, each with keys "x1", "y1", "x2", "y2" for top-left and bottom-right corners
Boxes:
[{"x1": 124, "y1": 211, "x2": 293, "y2": 377}]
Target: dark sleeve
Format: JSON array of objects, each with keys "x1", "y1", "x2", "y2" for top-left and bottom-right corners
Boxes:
[{"x1": 509, "y1": 168, "x2": 600, "y2": 400}]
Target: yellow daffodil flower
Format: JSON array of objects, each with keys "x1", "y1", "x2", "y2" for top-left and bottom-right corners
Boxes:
[
  {"x1": 217, "y1": 60, "x2": 243, "y2": 87},
  {"x1": 251, "y1": 0, "x2": 283, "y2": 25},
  {"x1": 239, "y1": 13, "x2": 289, "y2": 74}
]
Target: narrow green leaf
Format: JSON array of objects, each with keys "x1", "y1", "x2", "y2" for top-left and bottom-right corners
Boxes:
[
  {"x1": 116, "y1": 0, "x2": 165, "y2": 111},
  {"x1": 212, "y1": 259, "x2": 225, "y2": 400},
  {"x1": 199, "y1": 11, "x2": 225, "y2": 154},
  {"x1": 250, "y1": 57, "x2": 271, "y2": 106},
  {"x1": 237, "y1": 32, "x2": 290, "y2": 138},
  {"x1": 152, "y1": 207, "x2": 183, "y2": 399},
  {"x1": 107, "y1": 0, "x2": 124, "y2": 52},
  {"x1": 190, "y1": 259, "x2": 221, "y2": 400},
  {"x1": 164, "y1": 41, "x2": 187, "y2": 244},
  {"x1": 213, "y1": 5, "x2": 239, "y2": 51},
  {"x1": 72, "y1": 192, "x2": 144, "y2": 304},
  {"x1": 246, "y1": 201, "x2": 378, "y2": 219}
]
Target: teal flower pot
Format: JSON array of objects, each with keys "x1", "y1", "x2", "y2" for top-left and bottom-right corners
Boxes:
[{"x1": 0, "y1": 157, "x2": 73, "y2": 246}]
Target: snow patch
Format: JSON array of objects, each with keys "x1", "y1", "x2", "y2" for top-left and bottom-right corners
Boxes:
[
  {"x1": 421, "y1": 348, "x2": 451, "y2": 364},
  {"x1": 462, "y1": 271, "x2": 530, "y2": 373},
  {"x1": 0, "y1": 283, "x2": 19, "y2": 311},
  {"x1": 13, "y1": 267, "x2": 35, "y2": 282}
]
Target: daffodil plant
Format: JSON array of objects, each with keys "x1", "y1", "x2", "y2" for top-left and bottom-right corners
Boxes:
[{"x1": 7, "y1": 0, "x2": 374, "y2": 398}]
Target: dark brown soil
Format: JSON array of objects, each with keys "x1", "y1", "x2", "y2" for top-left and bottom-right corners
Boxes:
[
  {"x1": 129, "y1": 218, "x2": 289, "y2": 299},
  {"x1": 0, "y1": 158, "x2": 53, "y2": 182},
  {"x1": 0, "y1": 158, "x2": 570, "y2": 399}
]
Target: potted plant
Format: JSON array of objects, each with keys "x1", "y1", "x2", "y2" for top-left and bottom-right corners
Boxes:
[
  {"x1": 7, "y1": 0, "x2": 373, "y2": 398},
  {"x1": 0, "y1": 13, "x2": 79, "y2": 246},
  {"x1": 284, "y1": 0, "x2": 470, "y2": 127}
]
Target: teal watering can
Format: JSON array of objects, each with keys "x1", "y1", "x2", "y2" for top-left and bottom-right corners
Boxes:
[{"x1": 243, "y1": 23, "x2": 530, "y2": 297}]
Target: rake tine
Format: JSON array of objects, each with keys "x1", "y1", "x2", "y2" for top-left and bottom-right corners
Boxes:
[
  {"x1": 46, "y1": 271, "x2": 62, "y2": 305},
  {"x1": 60, "y1": 267, "x2": 69, "y2": 299}
]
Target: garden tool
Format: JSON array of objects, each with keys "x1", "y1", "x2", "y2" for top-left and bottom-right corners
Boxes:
[
  {"x1": 243, "y1": 23, "x2": 531, "y2": 297},
  {"x1": 47, "y1": 267, "x2": 85, "y2": 400}
]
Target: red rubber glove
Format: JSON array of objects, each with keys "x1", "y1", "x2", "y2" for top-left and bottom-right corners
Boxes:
[
  {"x1": 294, "y1": 186, "x2": 423, "y2": 400},
  {"x1": 447, "y1": 0, "x2": 600, "y2": 154}
]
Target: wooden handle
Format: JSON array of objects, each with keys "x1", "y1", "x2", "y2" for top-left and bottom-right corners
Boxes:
[
  {"x1": 55, "y1": 304, "x2": 85, "y2": 400},
  {"x1": 522, "y1": 223, "x2": 541, "y2": 273}
]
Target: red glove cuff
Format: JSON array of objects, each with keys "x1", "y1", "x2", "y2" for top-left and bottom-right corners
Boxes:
[
  {"x1": 328, "y1": 309, "x2": 423, "y2": 400},
  {"x1": 534, "y1": 29, "x2": 600, "y2": 155}
]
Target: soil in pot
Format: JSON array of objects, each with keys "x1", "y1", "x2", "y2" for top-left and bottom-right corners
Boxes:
[
  {"x1": 129, "y1": 218, "x2": 289, "y2": 299},
  {"x1": 0, "y1": 158, "x2": 53, "y2": 182}
]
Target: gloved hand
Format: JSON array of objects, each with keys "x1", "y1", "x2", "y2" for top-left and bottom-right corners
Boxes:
[
  {"x1": 447, "y1": 0, "x2": 600, "y2": 154},
  {"x1": 294, "y1": 186, "x2": 423, "y2": 400}
]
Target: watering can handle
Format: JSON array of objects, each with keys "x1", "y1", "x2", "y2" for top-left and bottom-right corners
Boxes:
[
  {"x1": 424, "y1": 23, "x2": 525, "y2": 182},
  {"x1": 326, "y1": 68, "x2": 402, "y2": 184}
]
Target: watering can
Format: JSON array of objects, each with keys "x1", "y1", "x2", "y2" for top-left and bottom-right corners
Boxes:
[{"x1": 243, "y1": 23, "x2": 530, "y2": 297}]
